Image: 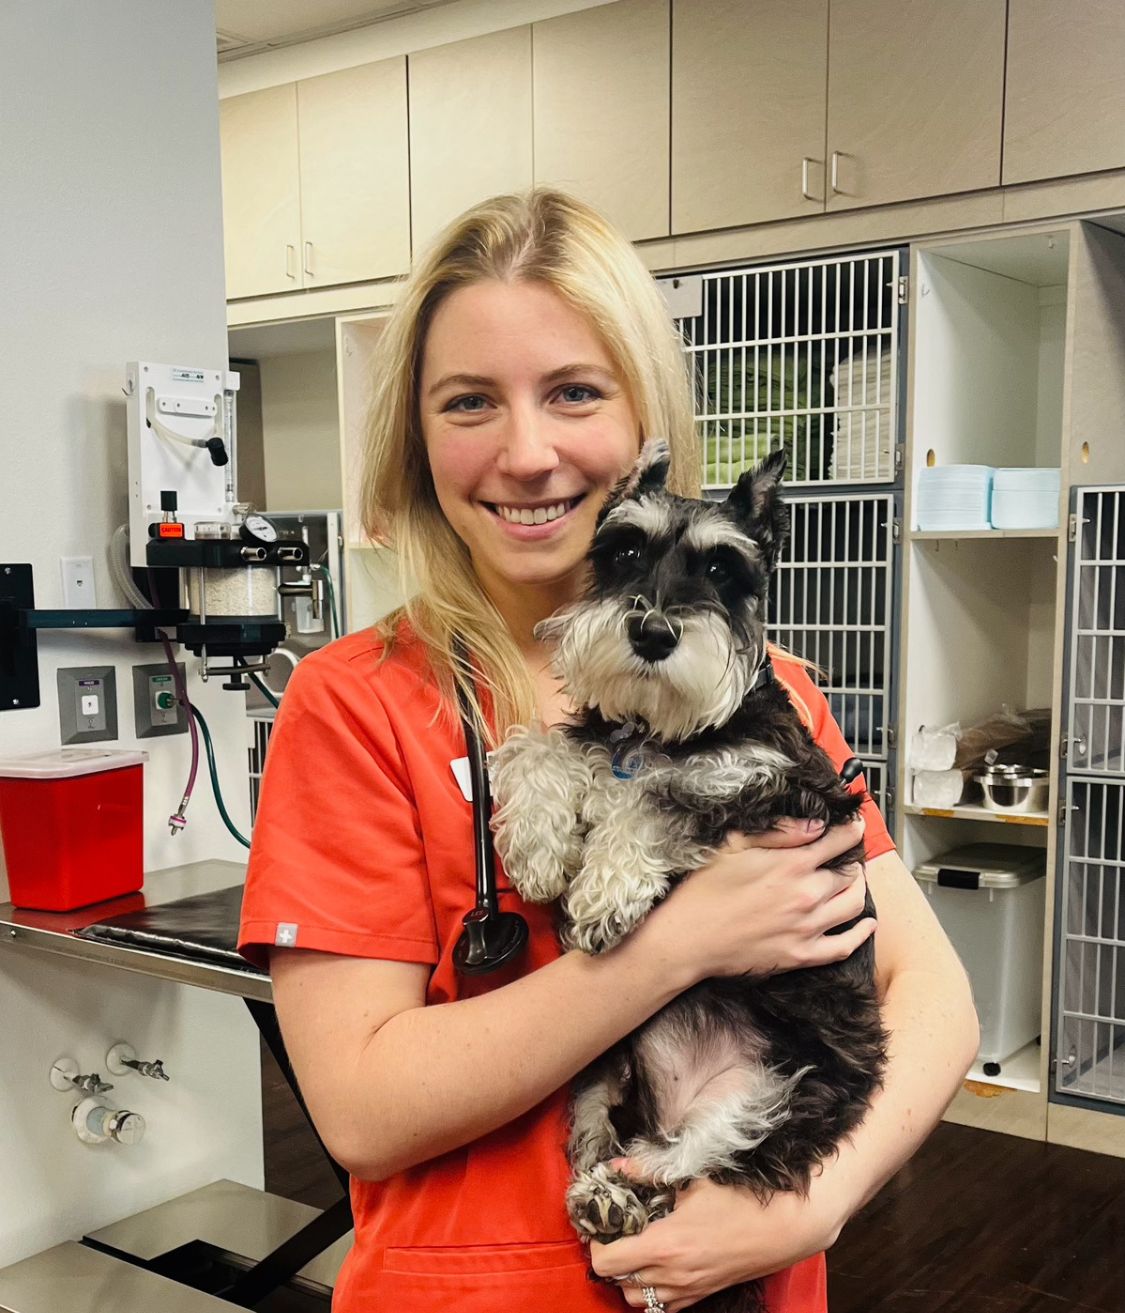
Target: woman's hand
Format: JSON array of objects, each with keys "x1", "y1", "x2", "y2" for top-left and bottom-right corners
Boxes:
[
  {"x1": 633, "y1": 816, "x2": 873, "y2": 985},
  {"x1": 589, "y1": 1160, "x2": 848, "y2": 1312}
]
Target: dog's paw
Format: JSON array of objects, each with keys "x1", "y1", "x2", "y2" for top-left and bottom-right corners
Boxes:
[
  {"x1": 567, "y1": 1164, "x2": 649, "y2": 1243},
  {"x1": 562, "y1": 881, "x2": 656, "y2": 954}
]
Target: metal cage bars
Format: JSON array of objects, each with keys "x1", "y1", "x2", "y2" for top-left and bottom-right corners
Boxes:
[
  {"x1": 1056, "y1": 487, "x2": 1125, "y2": 1107},
  {"x1": 675, "y1": 250, "x2": 901, "y2": 490}
]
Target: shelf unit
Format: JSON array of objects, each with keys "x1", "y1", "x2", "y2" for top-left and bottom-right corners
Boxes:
[
  {"x1": 903, "y1": 803, "x2": 1049, "y2": 827},
  {"x1": 900, "y1": 221, "x2": 1125, "y2": 1152}
]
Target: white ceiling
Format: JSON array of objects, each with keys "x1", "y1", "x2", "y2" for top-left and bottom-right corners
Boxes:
[{"x1": 215, "y1": 0, "x2": 458, "y2": 60}]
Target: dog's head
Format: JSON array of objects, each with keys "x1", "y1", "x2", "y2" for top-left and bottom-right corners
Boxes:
[{"x1": 536, "y1": 439, "x2": 790, "y2": 741}]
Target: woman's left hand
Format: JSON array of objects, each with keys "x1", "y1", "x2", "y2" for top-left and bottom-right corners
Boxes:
[{"x1": 588, "y1": 1159, "x2": 849, "y2": 1312}]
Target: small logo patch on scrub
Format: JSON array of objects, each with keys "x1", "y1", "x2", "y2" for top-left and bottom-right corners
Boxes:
[{"x1": 275, "y1": 923, "x2": 299, "y2": 947}]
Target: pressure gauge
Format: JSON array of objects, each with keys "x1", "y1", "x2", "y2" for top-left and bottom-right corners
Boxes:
[{"x1": 240, "y1": 514, "x2": 278, "y2": 546}]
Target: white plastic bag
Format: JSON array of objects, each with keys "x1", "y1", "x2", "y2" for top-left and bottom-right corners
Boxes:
[{"x1": 910, "y1": 722, "x2": 962, "y2": 772}]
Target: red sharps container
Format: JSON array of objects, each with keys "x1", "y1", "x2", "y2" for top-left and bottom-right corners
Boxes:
[{"x1": 0, "y1": 748, "x2": 146, "y2": 911}]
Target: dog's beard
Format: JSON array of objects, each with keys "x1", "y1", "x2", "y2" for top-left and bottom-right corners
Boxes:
[{"x1": 540, "y1": 598, "x2": 761, "y2": 742}]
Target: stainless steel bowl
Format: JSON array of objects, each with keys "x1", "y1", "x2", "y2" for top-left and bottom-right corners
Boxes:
[{"x1": 973, "y1": 765, "x2": 1050, "y2": 814}]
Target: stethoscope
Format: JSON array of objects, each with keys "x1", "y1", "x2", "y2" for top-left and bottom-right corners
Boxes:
[
  {"x1": 450, "y1": 642, "x2": 867, "y2": 977},
  {"x1": 452, "y1": 645, "x2": 530, "y2": 976}
]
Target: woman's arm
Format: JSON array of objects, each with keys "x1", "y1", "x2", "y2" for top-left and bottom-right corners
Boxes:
[
  {"x1": 271, "y1": 817, "x2": 873, "y2": 1182},
  {"x1": 590, "y1": 847, "x2": 979, "y2": 1311}
]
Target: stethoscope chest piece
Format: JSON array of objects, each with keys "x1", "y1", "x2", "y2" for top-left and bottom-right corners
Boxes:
[{"x1": 453, "y1": 905, "x2": 529, "y2": 976}]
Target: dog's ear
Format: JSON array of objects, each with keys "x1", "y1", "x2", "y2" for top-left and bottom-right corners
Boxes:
[
  {"x1": 597, "y1": 437, "x2": 671, "y2": 526},
  {"x1": 725, "y1": 449, "x2": 789, "y2": 570}
]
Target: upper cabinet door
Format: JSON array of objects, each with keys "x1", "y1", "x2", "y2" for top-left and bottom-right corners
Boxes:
[
  {"x1": 220, "y1": 85, "x2": 301, "y2": 300},
  {"x1": 826, "y1": 0, "x2": 1005, "y2": 212},
  {"x1": 297, "y1": 59, "x2": 411, "y2": 286},
  {"x1": 533, "y1": 0, "x2": 670, "y2": 242},
  {"x1": 1004, "y1": 0, "x2": 1125, "y2": 185},
  {"x1": 409, "y1": 26, "x2": 533, "y2": 255},
  {"x1": 672, "y1": 0, "x2": 827, "y2": 234}
]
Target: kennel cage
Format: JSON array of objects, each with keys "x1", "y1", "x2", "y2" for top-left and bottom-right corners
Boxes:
[
  {"x1": 666, "y1": 251, "x2": 905, "y2": 830},
  {"x1": 1053, "y1": 485, "x2": 1125, "y2": 1112}
]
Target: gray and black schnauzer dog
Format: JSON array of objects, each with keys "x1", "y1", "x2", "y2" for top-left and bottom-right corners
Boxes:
[{"x1": 489, "y1": 441, "x2": 888, "y2": 1313}]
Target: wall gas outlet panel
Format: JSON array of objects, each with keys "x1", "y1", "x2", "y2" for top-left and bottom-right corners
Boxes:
[
  {"x1": 125, "y1": 361, "x2": 240, "y2": 567},
  {"x1": 133, "y1": 661, "x2": 188, "y2": 737},
  {"x1": 58, "y1": 666, "x2": 118, "y2": 744}
]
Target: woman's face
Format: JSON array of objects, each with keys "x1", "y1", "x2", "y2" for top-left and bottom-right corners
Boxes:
[{"x1": 419, "y1": 279, "x2": 641, "y2": 613}]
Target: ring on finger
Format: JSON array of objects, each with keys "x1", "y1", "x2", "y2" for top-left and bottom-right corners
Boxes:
[{"x1": 642, "y1": 1286, "x2": 667, "y2": 1313}]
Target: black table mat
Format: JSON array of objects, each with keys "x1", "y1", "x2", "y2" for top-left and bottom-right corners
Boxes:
[{"x1": 77, "y1": 883, "x2": 266, "y2": 975}]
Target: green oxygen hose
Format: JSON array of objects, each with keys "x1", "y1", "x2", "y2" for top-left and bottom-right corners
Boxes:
[{"x1": 189, "y1": 704, "x2": 251, "y2": 849}]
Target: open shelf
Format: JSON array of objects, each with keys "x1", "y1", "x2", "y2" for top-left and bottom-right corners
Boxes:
[{"x1": 904, "y1": 802, "x2": 1049, "y2": 827}]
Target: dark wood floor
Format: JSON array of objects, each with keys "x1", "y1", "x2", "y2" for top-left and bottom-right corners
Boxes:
[{"x1": 262, "y1": 1039, "x2": 1125, "y2": 1312}]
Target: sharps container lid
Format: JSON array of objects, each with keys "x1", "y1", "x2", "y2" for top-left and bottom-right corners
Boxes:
[{"x1": 0, "y1": 747, "x2": 148, "y2": 780}]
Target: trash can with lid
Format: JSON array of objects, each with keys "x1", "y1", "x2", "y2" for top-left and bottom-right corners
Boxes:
[
  {"x1": 913, "y1": 842, "x2": 1046, "y2": 1071},
  {"x1": 0, "y1": 748, "x2": 146, "y2": 911}
]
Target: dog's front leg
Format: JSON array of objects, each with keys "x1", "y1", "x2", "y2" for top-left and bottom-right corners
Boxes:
[
  {"x1": 489, "y1": 725, "x2": 593, "y2": 903},
  {"x1": 562, "y1": 787, "x2": 707, "y2": 954}
]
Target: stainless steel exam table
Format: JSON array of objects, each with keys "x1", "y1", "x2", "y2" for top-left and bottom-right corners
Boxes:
[{"x1": 0, "y1": 860, "x2": 352, "y2": 1311}]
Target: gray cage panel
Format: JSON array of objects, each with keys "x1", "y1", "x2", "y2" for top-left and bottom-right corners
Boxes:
[
  {"x1": 675, "y1": 251, "x2": 901, "y2": 489},
  {"x1": 769, "y1": 494, "x2": 895, "y2": 762},
  {"x1": 860, "y1": 758, "x2": 887, "y2": 818},
  {"x1": 1069, "y1": 489, "x2": 1125, "y2": 775},
  {"x1": 1056, "y1": 486, "x2": 1125, "y2": 1109},
  {"x1": 1056, "y1": 776, "x2": 1125, "y2": 1105}
]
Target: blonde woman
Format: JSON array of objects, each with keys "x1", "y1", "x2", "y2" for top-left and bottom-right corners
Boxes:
[{"x1": 239, "y1": 190, "x2": 977, "y2": 1313}]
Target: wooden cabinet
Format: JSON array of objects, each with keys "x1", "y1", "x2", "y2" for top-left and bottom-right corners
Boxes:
[
  {"x1": 533, "y1": 0, "x2": 670, "y2": 242},
  {"x1": 408, "y1": 27, "x2": 533, "y2": 256},
  {"x1": 671, "y1": 0, "x2": 827, "y2": 234},
  {"x1": 297, "y1": 60, "x2": 410, "y2": 287},
  {"x1": 825, "y1": 0, "x2": 1005, "y2": 212},
  {"x1": 220, "y1": 85, "x2": 301, "y2": 300},
  {"x1": 220, "y1": 61, "x2": 409, "y2": 298},
  {"x1": 1004, "y1": 0, "x2": 1125, "y2": 186}
]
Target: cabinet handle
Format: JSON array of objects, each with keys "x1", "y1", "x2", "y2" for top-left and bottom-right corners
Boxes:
[
  {"x1": 304, "y1": 241, "x2": 314, "y2": 279},
  {"x1": 830, "y1": 150, "x2": 850, "y2": 196},
  {"x1": 801, "y1": 157, "x2": 821, "y2": 203},
  {"x1": 285, "y1": 244, "x2": 296, "y2": 280}
]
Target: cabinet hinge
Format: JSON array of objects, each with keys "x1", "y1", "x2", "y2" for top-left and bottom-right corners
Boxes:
[
  {"x1": 897, "y1": 275, "x2": 909, "y2": 305},
  {"x1": 891, "y1": 518, "x2": 902, "y2": 543},
  {"x1": 1068, "y1": 512, "x2": 1081, "y2": 543},
  {"x1": 886, "y1": 725, "x2": 897, "y2": 748},
  {"x1": 884, "y1": 785, "x2": 896, "y2": 810},
  {"x1": 894, "y1": 443, "x2": 904, "y2": 473}
]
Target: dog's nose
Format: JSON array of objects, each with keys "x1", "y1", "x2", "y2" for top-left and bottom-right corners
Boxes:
[{"x1": 627, "y1": 612, "x2": 679, "y2": 662}]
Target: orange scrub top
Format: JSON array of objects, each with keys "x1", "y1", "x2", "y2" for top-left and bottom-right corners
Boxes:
[{"x1": 239, "y1": 627, "x2": 895, "y2": 1313}]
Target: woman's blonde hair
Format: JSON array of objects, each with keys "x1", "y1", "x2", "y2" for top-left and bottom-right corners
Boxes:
[{"x1": 363, "y1": 188, "x2": 699, "y2": 741}]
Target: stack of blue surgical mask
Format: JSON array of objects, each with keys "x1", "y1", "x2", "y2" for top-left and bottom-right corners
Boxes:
[{"x1": 914, "y1": 465, "x2": 994, "y2": 532}]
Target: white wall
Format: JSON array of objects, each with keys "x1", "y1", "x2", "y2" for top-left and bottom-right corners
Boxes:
[
  {"x1": 217, "y1": 0, "x2": 616, "y2": 96},
  {"x1": 0, "y1": 0, "x2": 262, "y2": 1265},
  {"x1": 260, "y1": 350, "x2": 343, "y2": 511}
]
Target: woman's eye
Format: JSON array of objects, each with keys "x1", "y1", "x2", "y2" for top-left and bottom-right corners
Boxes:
[
  {"x1": 557, "y1": 384, "x2": 600, "y2": 405},
  {"x1": 446, "y1": 394, "x2": 489, "y2": 413}
]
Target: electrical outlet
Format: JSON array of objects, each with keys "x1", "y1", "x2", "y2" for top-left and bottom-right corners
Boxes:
[
  {"x1": 58, "y1": 667, "x2": 118, "y2": 744},
  {"x1": 133, "y1": 662, "x2": 188, "y2": 737}
]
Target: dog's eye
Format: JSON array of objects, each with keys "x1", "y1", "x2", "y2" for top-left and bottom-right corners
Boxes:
[
  {"x1": 706, "y1": 555, "x2": 732, "y2": 584},
  {"x1": 613, "y1": 543, "x2": 642, "y2": 567}
]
